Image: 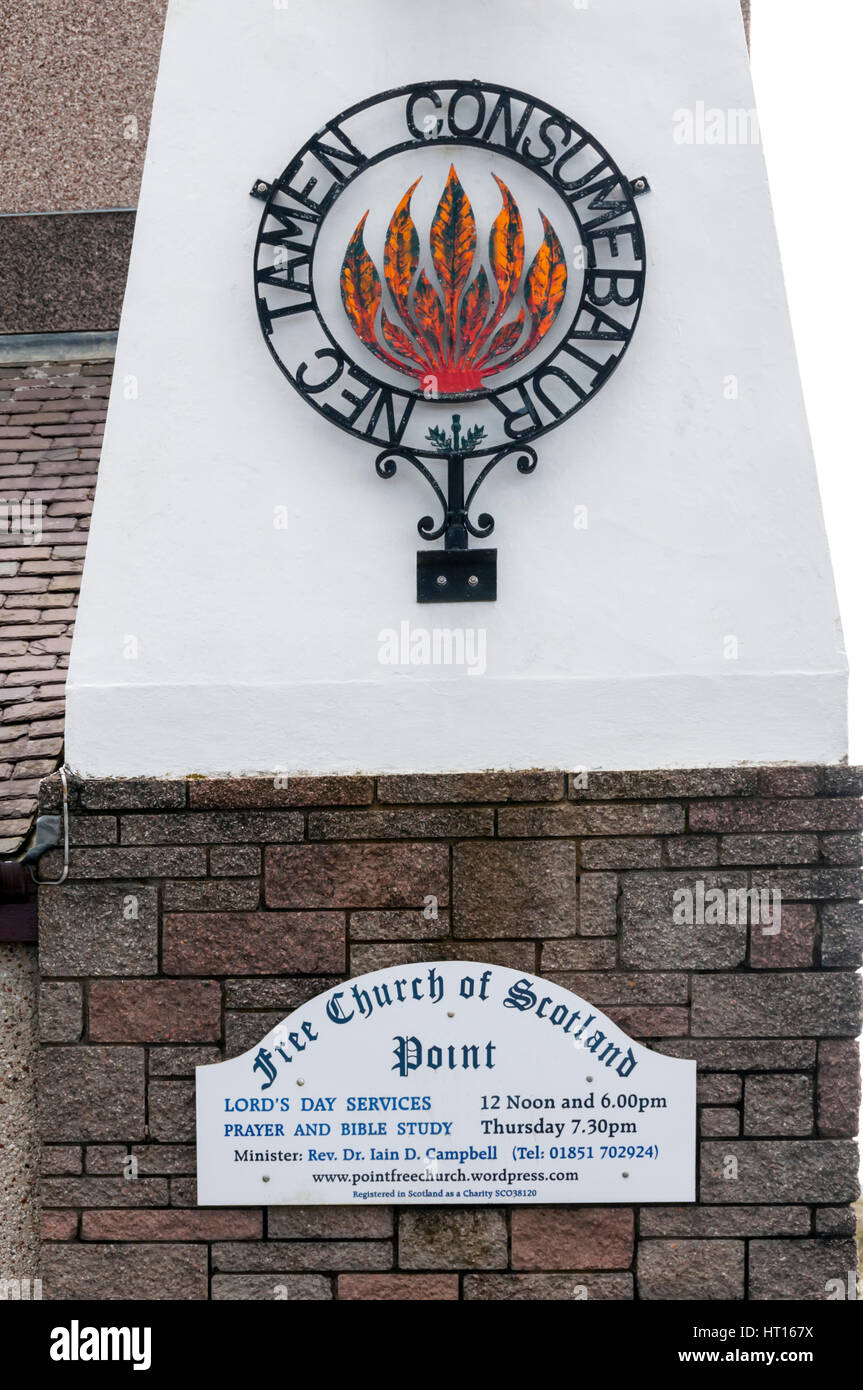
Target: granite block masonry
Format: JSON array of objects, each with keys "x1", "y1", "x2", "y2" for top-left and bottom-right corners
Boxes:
[{"x1": 36, "y1": 768, "x2": 862, "y2": 1301}]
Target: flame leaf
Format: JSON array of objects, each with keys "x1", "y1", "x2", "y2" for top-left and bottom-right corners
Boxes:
[
  {"x1": 430, "y1": 165, "x2": 477, "y2": 362},
  {"x1": 458, "y1": 267, "x2": 491, "y2": 361},
  {"x1": 413, "y1": 269, "x2": 446, "y2": 363},
  {"x1": 384, "y1": 177, "x2": 421, "y2": 327},
  {"x1": 340, "y1": 213, "x2": 382, "y2": 347},
  {"x1": 380, "y1": 309, "x2": 430, "y2": 370},
  {"x1": 488, "y1": 174, "x2": 525, "y2": 309},
  {"x1": 523, "y1": 212, "x2": 568, "y2": 352},
  {"x1": 465, "y1": 174, "x2": 524, "y2": 365},
  {"x1": 481, "y1": 309, "x2": 525, "y2": 362}
]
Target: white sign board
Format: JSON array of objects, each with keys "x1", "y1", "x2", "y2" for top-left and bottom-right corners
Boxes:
[{"x1": 197, "y1": 964, "x2": 695, "y2": 1205}]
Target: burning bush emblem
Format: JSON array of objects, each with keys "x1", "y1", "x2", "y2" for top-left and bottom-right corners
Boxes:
[{"x1": 340, "y1": 165, "x2": 568, "y2": 395}]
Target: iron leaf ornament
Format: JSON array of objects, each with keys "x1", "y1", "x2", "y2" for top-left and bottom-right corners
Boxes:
[
  {"x1": 252, "y1": 80, "x2": 649, "y2": 601},
  {"x1": 341, "y1": 166, "x2": 568, "y2": 394}
]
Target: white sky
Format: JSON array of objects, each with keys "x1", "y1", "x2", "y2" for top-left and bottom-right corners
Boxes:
[
  {"x1": 754, "y1": 0, "x2": 863, "y2": 1156},
  {"x1": 751, "y1": 0, "x2": 863, "y2": 761}
]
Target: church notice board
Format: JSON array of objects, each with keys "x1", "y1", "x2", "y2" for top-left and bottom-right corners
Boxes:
[{"x1": 196, "y1": 962, "x2": 695, "y2": 1206}]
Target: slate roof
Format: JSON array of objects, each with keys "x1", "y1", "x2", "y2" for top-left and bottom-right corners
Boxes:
[{"x1": 0, "y1": 355, "x2": 108, "y2": 855}]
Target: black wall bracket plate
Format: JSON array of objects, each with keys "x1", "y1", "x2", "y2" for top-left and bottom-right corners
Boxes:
[{"x1": 417, "y1": 549, "x2": 497, "y2": 603}]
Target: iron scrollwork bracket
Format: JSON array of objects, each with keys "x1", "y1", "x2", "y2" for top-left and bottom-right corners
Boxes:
[{"x1": 375, "y1": 413, "x2": 538, "y2": 603}]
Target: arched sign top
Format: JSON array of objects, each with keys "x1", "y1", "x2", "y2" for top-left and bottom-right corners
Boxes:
[{"x1": 197, "y1": 962, "x2": 694, "y2": 1206}]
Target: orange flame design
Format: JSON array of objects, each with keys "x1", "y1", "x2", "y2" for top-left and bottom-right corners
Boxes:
[{"x1": 340, "y1": 166, "x2": 568, "y2": 394}]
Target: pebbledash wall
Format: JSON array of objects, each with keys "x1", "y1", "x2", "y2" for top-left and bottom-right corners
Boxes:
[{"x1": 37, "y1": 766, "x2": 861, "y2": 1301}]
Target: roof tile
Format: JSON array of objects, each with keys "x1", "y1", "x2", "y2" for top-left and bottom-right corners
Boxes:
[{"x1": 0, "y1": 358, "x2": 109, "y2": 855}]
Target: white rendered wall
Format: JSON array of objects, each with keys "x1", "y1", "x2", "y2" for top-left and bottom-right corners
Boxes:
[{"x1": 66, "y1": 0, "x2": 847, "y2": 776}]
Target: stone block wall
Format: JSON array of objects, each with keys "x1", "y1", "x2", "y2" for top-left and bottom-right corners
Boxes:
[{"x1": 36, "y1": 767, "x2": 862, "y2": 1300}]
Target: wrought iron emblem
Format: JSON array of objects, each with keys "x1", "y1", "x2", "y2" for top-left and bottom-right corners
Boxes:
[{"x1": 252, "y1": 80, "x2": 649, "y2": 601}]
